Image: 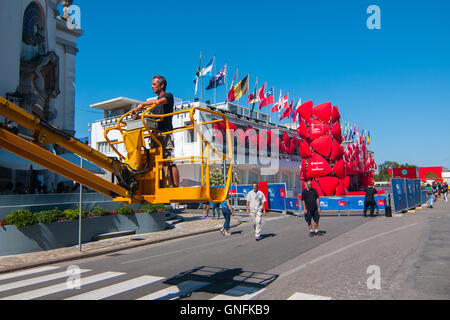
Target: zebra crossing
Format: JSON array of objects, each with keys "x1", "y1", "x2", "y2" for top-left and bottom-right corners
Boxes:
[{"x1": 0, "y1": 265, "x2": 332, "y2": 300}]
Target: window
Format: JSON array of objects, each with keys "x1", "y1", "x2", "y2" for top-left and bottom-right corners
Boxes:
[{"x1": 97, "y1": 140, "x2": 117, "y2": 154}]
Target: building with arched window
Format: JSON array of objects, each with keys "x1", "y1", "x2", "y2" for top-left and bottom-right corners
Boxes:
[{"x1": 0, "y1": 0, "x2": 82, "y2": 193}]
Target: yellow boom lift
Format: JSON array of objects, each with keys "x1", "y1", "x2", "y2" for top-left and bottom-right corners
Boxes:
[{"x1": 0, "y1": 96, "x2": 233, "y2": 204}]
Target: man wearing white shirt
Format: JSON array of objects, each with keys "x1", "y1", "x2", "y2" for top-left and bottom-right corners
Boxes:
[{"x1": 246, "y1": 183, "x2": 267, "y2": 241}]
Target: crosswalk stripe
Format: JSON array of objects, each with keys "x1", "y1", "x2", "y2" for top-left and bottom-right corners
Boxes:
[
  {"x1": 1, "y1": 272, "x2": 124, "y2": 300},
  {"x1": 287, "y1": 292, "x2": 332, "y2": 300},
  {"x1": 210, "y1": 285, "x2": 265, "y2": 300},
  {"x1": 137, "y1": 280, "x2": 210, "y2": 300},
  {"x1": 0, "y1": 269, "x2": 90, "y2": 293},
  {"x1": 0, "y1": 266, "x2": 61, "y2": 282},
  {"x1": 66, "y1": 275, "x2": 164, "y2": 300}
]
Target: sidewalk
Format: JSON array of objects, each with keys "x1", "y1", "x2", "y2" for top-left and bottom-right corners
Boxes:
[{"x1": 0, "y1": 210, "x2": 243, "y2": 274}]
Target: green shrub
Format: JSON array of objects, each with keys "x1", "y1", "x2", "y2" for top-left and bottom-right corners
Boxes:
[
  {"x1": 63, "y1": 206, "x2": 87, "y2": 220},
  {"x1": 118, "y1": 205, "x2": 134, "y2": 215},
  {"x1": 90, "y1": 206, "x2": 109, "y2": 217},
  {"x1": 35, "y1": 208, "x2": 63, "y2": 224},
  {"x1": 140, "y1": 203, "x2": 166, "y2": 214},
  {"x1": 5, "y1": 210, "x2": 37, "y2": 228}
]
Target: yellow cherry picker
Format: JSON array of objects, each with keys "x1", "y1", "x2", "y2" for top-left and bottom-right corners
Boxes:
[{"x1": 0, "y1": 96, "x2": 233, "y2": 204}]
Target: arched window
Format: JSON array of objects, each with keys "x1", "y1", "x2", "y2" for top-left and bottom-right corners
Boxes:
[{"x1": 21, "y1": 2, "x2": 46, "y2": 61}]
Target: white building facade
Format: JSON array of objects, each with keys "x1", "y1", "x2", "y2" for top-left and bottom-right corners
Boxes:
[
  {"x1": 0, "y1": 0, "x2": 82, "y2": 193},
  {"x1": 90, "y1": 98, "x2": 303, "y2": 197}
]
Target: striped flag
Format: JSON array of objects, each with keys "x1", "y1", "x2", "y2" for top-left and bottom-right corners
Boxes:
[{"x1": 228, "y1": 74, "x2": 249, "y2": 102}]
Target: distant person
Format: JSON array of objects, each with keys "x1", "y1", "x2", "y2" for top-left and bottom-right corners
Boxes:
[
  {"x1": 301, "y1": 179, "x2": 323, "y2": 237},
  {"x1": 246, "y1": 183, "x2": 267, "y2": 241},
  {"x1": 442, "y1": 182, "x2": 448, "y2": 203},
  {"x1": 364, "y1": 182, "x2": 377, "y2": 217},
  {"x1": 132, "y1": 75, "x2": 179, "y2": 188},
  {"x1": 219, "y1": 198, "x2": 234, "y2": 236},
  {"x1": 426, "y1": 183, "x2": 434, "y2": 208},
  {"x1": 212, "y1": 202, "x2": 221, "y2": 219},
  {"x1": 202, "y1": 202, "x2": 210, "y2": 219},
  {"x1": 432, "y1": 182, "x2": 438, "y2": 203}
]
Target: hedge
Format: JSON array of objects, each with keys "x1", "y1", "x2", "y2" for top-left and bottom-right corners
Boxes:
[{"x1": 1, "y1": 203, "x2": 167, "y2": 228}]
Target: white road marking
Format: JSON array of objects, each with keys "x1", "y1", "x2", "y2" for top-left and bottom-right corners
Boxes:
[
  {"x1": 66, "y1": 275, "x2": 164, "y2": 300},
  {"x1": 287, "y1": 292, "x2": 332, "y2": 300},
  {"x1": 2, "y1": 272, "x2": 124, "y2": 300},
  {"x1": 210, "y1": 286, "x2": 266, "y2": 300},
  {"x1": 0, "y1": 266, "x2": 61, "y2": 281},
  {"x1": 137, "y1": 280, "x2": 210, "y2": 300},
  {"x1": 0, "y1": 269, "x2": 90, "y2": 293}
]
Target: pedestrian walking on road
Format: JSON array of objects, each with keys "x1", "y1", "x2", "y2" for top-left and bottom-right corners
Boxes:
[
  {"x1": 202, "y1": 202, "x2": 210, "y2": 218},
  {"x1": 363, "y1": 182, "x2": 377, "y2": 217},
  {"x1": 301, "y1": 179, "x2": 323, "y2": 237},
  {"x1": 246, "y1": 183, "x2": 267, "y2": 241},
  {"x1": 442, "y1": 182, "x2": 448, "y2": 202},
  {"x1": 219, "y1": 199, "x2": 234, "y2": 236},
  {"x1": 426, "y1": 183, "x2": 434, "y2": 208},
  {"x1": 212, "y1": 202, "x2": 221, "y2": 219}
]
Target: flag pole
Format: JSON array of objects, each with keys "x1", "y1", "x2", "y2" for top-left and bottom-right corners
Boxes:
[
  {"x1": 213, "y1": 55, "x2": 216, "y2": 106},
  {"x1": 237, "y1": 67, "x2": 240, "y2": 108},
  {"x1": 200, "y1": 50, "x2": 203, "y2": 103}
]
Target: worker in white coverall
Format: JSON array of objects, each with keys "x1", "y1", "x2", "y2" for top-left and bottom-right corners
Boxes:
[{"x1": 246, "y1": 183, "x2": 267, "y2": 241}]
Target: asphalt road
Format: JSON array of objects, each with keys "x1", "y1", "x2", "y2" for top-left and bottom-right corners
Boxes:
[{"x1": 0, "y1": 202, "x2": 449, "y2": 300}]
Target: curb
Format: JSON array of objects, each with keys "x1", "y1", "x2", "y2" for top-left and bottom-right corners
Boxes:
[{"x1": 0, "y1": 219, "x2": 243, "y2": 275}]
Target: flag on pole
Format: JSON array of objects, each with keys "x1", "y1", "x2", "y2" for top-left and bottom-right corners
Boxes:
[
  {"x1": 292, "y1": 98, "x2": 302, "y2": 122},
  {"x1": 247, "y1": 81, "x2": 259, "y2": 103},
  {"x1": 270, "y1": 90, "x2": 283, "y2": 112},
  {"x1": 200, "y1": 57, "x2": 214, "y2": 76},
  {"x1": 228, "y1": 74, "x2": 249, "y2": 102},
  {"x1": 193, "y1": 53, "x2": 202, "y2": 95},
  {"x1": 260, "y1": 87, "x2": 274, "y2": 109},
  {"x1": 206, "y1": 64, "x2": 227, "y2": 90}
]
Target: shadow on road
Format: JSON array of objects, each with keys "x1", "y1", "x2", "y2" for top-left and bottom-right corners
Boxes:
[{"x1": 159, "y1": 266, "x2": 279, "y2": 299}]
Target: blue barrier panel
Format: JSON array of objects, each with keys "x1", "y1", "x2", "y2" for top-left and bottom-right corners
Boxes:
[
  {"x1": 406, "y1": 180, "x2": 413, "y2": 209},
  {"x1": 285, "y1": 197, "x2": 300, "y2": 211},
  {"x1": 421, "y1": 190, "x2": 427, "y2": 205},
  {"x1": 267, "y1": 184, "x2": 287, "y2": 211},
  {"x1": 318, "y1": 197, "x2": 348, "y2": 211},
  {"x1": 416, "y1": 180, "x2": 422, "y2": 206},
  {"x1": 392, "y1": 179, "x2": 408, "y2": 212}
]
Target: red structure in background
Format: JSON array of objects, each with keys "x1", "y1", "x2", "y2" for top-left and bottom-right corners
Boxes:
[
  {"x1": 213, "y1": 101, "x2": 377, "y2": 196},
  {"x1": 297, "y1": 101, "x2": 376, "y2": 196},
  {"x1": 387, "y1": 166, "x2": 443, "y2": 182},
  {"x1": 390, "y1": 167, "x2": 419, "y2": 180},
  {"x1": 418, "y1": 167, "x2": 443, "y2": 182}
]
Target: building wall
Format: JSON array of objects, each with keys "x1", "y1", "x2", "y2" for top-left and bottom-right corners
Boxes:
[{"x1": 0, "y1": 0, "x2": 82, "y2": 192}]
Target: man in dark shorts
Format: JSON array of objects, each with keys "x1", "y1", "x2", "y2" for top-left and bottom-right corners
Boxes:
[
  {"x1": 363, "y1": 182, "x2": 377, "y2": 217},
  {"x1": 301, "y1": 179, "x2": 323, "y2": 237},
  {"x1": 133, "y1": 75, "x2": 179, "y2": 187}
]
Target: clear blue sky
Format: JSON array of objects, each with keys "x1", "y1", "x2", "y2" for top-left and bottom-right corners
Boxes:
[{"x1": 71, "y1": 0, "x2": 450, "y2": 169}]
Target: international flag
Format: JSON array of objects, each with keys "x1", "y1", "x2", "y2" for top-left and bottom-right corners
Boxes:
[
  {"x1": 193, "y1": 54, "x2": 202, "y2": 95},
  {"x1": 200, "y1": 57, "x2": 214, "y2": 76},
  {"x1": 206, "y1": 64, "x2": 227, "y2": 90},
  {"x1": 228, "y1": 74, "x2": 249, "y2": 102},
  {"x1": 259, "y1": 86, "x2": 275, "y2": 109},
  {"x1": 291, "y1": 98, "x2": 302, "y2": 121},
  {"x1": 368, "y1": 130, "x2": 371, "y2": 145},
  {"x1": 247, "y1": 81, "x2": 259, "y2": 104},
  {"x1": 279, "y1": 95, "x2": 291, "y2": 121},
  {"x1": 270, "y1": 90, "x2": 283, "y2": 112}
]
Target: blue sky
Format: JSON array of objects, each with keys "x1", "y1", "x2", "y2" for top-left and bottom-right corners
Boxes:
[{"x1": 71, "y1": 0, "x2": 450, "y2": 169}]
